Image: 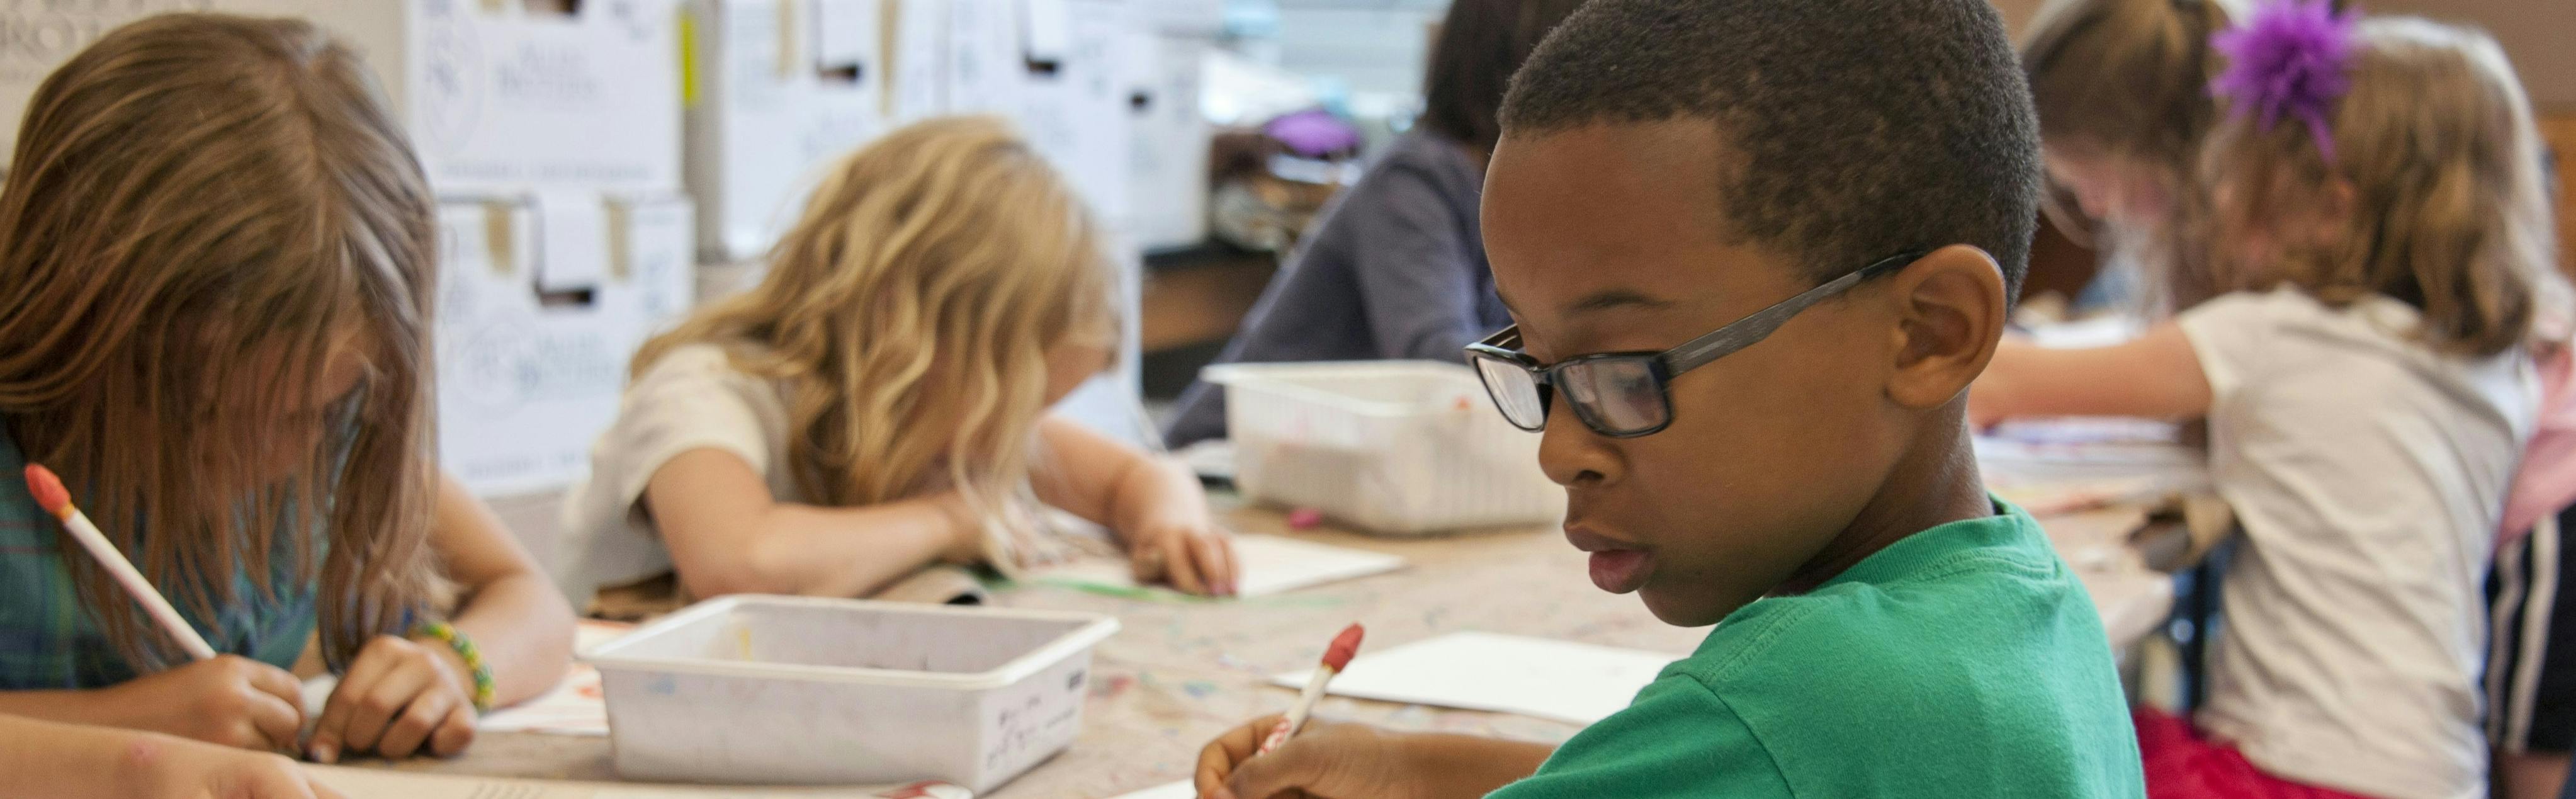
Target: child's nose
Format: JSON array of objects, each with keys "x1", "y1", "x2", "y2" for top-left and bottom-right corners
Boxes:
[{"x1": 1536, "y1": 407, "x2": 1618, "y2": 488}]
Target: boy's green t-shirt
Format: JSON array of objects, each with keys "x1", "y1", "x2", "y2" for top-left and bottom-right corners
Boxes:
[{"x1": 1488, "y1": 502, "x2": 2145, "y2": 798}]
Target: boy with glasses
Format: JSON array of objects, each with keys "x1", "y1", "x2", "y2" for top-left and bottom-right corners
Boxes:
[{"x1": 1192, "y1": 0, "x2": 2146, "y2": 795}]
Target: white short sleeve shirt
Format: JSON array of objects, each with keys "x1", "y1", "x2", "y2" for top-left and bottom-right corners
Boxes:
[
  {"x1": 556, "y1": 343, "x2": 802, "y2": 606},
  {"x1": 2179, "y1": 288, "x2": 2536, "y2": 799}
]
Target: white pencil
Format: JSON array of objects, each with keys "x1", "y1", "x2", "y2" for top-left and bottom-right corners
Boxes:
[
  {"x1": 1257, "y1": 623, "x2": 1365, "y2": 756},
  {"x1": 24, "y1": 463, "x2": 217, "y2": 661}
]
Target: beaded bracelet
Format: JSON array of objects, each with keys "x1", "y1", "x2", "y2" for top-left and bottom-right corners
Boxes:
[{"x1": 412, "y1": 620, "x2": 495, "y2": 713}]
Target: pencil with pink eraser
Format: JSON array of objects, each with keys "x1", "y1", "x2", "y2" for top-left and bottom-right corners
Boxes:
[
  {"x1": 23, "y1": 463, "x2": 217, "y2": 661},
  {"x1": 1257, "y1": 623, "x2": 1365, "y2": 756}
]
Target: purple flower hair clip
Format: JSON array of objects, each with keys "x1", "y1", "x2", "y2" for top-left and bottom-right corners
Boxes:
[{"x1": 2210, "y1": 0, "x2": 2359, "y2": 161}]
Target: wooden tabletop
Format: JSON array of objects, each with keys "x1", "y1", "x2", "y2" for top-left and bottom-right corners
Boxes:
[{"x1": 374, "y1": 502, "x2": 2172, "y2": 798}]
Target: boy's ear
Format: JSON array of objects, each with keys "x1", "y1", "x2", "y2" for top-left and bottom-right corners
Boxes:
[{"x1": 1882, "y1": 244, "x2": 2008, "y2": 410}]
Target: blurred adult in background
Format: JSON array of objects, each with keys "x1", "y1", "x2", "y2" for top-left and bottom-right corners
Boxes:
[{"x1": 1163, "y1": 0, "x2": 1588, "y2": 448}]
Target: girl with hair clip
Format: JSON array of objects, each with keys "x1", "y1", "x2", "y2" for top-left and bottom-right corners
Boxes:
[
  {"x1": 2019, "y1": 0, "x2": 2244, "y2": 315},
  {"x1": 0, "y1": 13, "x2": 574, "y2": 766},
  {"x1": 562, "y1": 117, "x2": 1237, "y2": 611},
  {"x1": 2030, "y1": 2, "x2": 2576, "y2": 794},
  {"x1": 1974, "y1": 3, "x2": 2565, "y2": 797}
]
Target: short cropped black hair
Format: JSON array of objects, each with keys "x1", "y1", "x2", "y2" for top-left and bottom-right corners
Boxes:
[{"x1": 1501, "y1": 0, "x2": 2042, "y2": 300}]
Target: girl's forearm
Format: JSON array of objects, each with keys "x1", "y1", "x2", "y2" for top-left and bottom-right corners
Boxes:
[
  {"x1": 647, "y1": 451, "x2": 974, "y2": 601},
  {"x1": 426, "y1": 472, "x2": 577, "y2": 708},
  {"x1": 0, "y1": 690, "x2": 113, "y2": 729},
  {"x1": 692, "y1": 497, "x2": 965, "y2": 599},
  {"x1": 444, "y1": 570, "x2": 575, "y2": 707},
  {"x1": 0, "y1": 714, "x2": 155, "y2": 799}
]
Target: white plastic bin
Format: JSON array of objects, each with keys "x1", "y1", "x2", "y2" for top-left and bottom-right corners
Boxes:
[
  {"x1": 584, "y1": 596, "x2": 1119, "y2": 791},
  {"x1": 1208, "y1": 361, "x2": 1565, "y2": 535}
]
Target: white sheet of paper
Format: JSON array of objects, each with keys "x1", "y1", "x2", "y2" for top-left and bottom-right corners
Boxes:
[
  {"x1": 1271, "y1": 632, "x2": 1680, "y2": 725},
  {"x1": 1974, "y1": 418, "x2": 2208, "y2": 487},
  {"x1": 305, "y1": 765, "x2": 969, "y2": 798},
  {"x1": 1106, "y1": 781, "x2": 1195, "y2": 799},
  {"x1": 2025, "y1": 315, "x2": 2144, "y2": 349},
  {"x1": 474, "y1": 662, "x2": 607, "y2": 735},
  {"x1": 1031, "y1": 534, "x2": 1403, "y2": 596},
  {"x1": 1975, "y1": 419, "x2": 2208, "y2": 515}
]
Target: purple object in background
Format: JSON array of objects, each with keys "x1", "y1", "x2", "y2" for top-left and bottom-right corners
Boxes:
[
  {"x1": 2209, "y1": 0, "x2": 2358, "y2": 161},
  {"x1": 1265, "y1": 108, "x2": 1364, "y2": 158}
]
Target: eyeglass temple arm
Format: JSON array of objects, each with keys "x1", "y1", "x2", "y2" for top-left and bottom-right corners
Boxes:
[{"x1": 1657, "y1": 253, "x2": 1919, "y2": 374}]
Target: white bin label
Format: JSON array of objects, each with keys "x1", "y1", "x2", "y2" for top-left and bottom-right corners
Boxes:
[{"x1": 983, "y1": 661, "x2": 1085, "y2": 774}]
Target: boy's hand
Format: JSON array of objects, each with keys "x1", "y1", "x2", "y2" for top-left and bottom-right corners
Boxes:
[
  {"x1": 1132, "y1": 518, "x2": 1238, "y2": 597},
  {"x1": 101, "y1": 654, "x2": 305, "y2": 752},
  {"x1": 1195, "y1": 715, "x2": 1420, "y2": 799},
  {"x1": 122, "y1": 735, "x2": 346, "y2": 799},
  {"x1": 307, "y1": 635, "x2": 475, "y2": 763}
]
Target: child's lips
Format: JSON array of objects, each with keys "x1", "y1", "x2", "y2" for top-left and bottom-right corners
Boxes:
[
  {"x1": 1588, "y1": 550, "x2": 1654, "y2": 594},
  {"x1": 1566, "y1": 526, "x2": 1653, "y2": 594}
]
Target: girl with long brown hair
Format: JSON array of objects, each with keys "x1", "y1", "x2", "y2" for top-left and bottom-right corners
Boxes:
[
  {"x1": 2020, "y1": 0, "x2": 2241, "y2": 315},
  {"x1": 0, "y1": 13, "x2": 572, "y2": 764},
  {"x1": 562, "y1": 116, "x2": 1235, "y2": 608}
]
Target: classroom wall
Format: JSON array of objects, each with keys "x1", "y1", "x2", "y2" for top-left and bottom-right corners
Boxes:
[{"x1": 2364, "y1": 0, "x2": 2573, "y2": 114}]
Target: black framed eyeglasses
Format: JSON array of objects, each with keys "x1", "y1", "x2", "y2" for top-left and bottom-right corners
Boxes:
[{"x1": 1464, "y1": 251, "x2": 1923, "y2": 438}]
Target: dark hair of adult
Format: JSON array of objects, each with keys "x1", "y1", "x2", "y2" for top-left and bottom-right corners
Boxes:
[{"x1": 1418, "y1": 0, "x2": 1591, "y2": 154}]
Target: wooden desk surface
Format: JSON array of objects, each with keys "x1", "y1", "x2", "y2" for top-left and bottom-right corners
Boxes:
[{"x1": 377, "y1": 504, "x2": 2172, "y2": 798}]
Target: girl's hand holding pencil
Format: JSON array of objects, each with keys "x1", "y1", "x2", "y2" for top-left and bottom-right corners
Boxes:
[
  {"x1": 28, "y1": 463, "x2": 464, "y2": 763},
  {"x1": 25, "y1": 465, "x2": 308, "y2": 754}
]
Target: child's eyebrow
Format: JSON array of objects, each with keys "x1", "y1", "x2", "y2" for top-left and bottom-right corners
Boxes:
[{"x1": 1565, "y1": 289, "x2": 1675, "y2": 315}]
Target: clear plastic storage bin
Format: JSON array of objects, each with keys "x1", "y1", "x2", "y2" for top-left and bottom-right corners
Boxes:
[
  {"x1": 1208, "y1": 360, "x2": 1564, "y2": 535},
  {"x1": 584, "y1": 596, "x2": 1119, "y2": 792}
]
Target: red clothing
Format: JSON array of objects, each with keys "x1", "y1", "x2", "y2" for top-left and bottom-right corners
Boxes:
[{"x1": 2135, "y1": 708, "x2": 2381, "y2": 799}]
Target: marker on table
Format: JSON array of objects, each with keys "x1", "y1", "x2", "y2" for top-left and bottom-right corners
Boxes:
[
  {"x1": 23, "y1": 464, "x2": 216, "y2": 661},
  {"x1": 1257, "y1": 623, "x2": 1364, "y2": 756}
]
